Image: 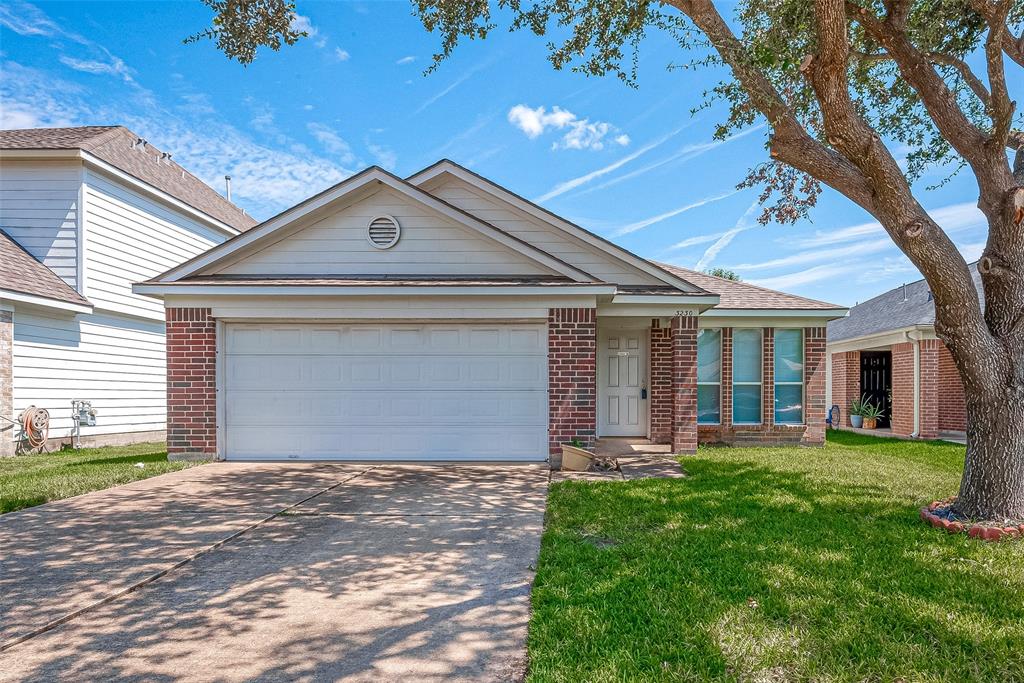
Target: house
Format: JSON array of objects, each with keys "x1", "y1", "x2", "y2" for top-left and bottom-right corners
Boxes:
[
  {"x1": 826, "y1": 265, "x2": 978, "y2": 440},
  {"x1": 134, "y1": 160, "x2": 847, "y2": 463},
  {"x1": 0, "y1": 126, "x2": 255, "y2": 455}
]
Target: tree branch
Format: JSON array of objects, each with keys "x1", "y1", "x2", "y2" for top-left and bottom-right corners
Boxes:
[{"x1": 851, "y1": 49, "x2": 992, "y2": 106}]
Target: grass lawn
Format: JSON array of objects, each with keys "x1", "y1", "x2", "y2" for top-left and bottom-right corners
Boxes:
[
  {"x1": 529, "y1": 431, "x2": 1024, "y2": 682},
  {"x1": 0, "y1": 442, "x2": 204, "y2": 514}
]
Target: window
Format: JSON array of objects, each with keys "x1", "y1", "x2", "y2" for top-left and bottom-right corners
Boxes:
[
  {"x1": 732, "y1": 328, "x2": 762, "y2": 424},
  {"x1": 697, "y1": 328, "x2": 721, "y2": 424},
  {"x1": 774, "y1": 329, "x2": 804, "y2": 424}
]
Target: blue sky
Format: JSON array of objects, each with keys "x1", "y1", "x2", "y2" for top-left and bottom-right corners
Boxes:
[{"x1": 0, "y1": 1, "x2": 989, "y2": 306}]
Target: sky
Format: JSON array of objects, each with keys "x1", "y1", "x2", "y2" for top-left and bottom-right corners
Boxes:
[{"x1": 0, "y1": 0, "x2": 992, "y2": 306}]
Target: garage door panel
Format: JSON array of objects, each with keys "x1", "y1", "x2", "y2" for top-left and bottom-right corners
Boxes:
[
  {"x1": 225, "y1": 390, "x2": 546, "y2": 426},
  {"x1": 225, "y1": 425, "x2": 548, "y2": 460}
]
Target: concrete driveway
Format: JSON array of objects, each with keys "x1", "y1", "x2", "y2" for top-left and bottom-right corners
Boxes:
[{"x1": 0, "y1": 462, "x2": 548, "y2": 682}]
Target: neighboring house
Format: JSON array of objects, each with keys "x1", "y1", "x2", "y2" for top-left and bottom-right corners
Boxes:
[
  {"x1": 826, "y1": 265, "x2": 979, "y2": 440},
  {"x1": 136, "y1": 160, "x2": 847, "y2": 463},
  {"x1": 0, "y1": 126, "x2": 255, "y2": 455}
]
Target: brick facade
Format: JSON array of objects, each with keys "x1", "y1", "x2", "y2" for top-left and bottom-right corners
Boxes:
[
  {"x1": 548, "y1": 308, "x2": 597, "y2": 462},
  {"x1": 890, "y1": 342, "x2": 915, "y2": 436},
  {"x1": 671, "y1": 315, "x2": 698, "y2": 454},
  {"x1": 802, "y1": 327, "x2": 827, "y2": 445},
  {"x1": 830, "y1": 350, "x2": 861, "y2": 426},
  {"x1": 649, "y1": 319, "x2": 673, "y2": 443},
  {"x1": 889, "y1": 339, "x2": 947, "y2": 439},
  {"x1": 166, "y1": 308, "x2": 217, "y2": 458},
  {"x1": 0, "y1": 310, "x2": 13, "y2": 456},
  {"x1": 918, "y1": 339, "x2": 942, "y2": 439},
  {"x1": 937, "y1": 345, "x2": 966, "y2": 431}
]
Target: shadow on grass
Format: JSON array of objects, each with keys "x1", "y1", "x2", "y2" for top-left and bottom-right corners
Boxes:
[{"x1": 529, "y1": 452, "x2": 1023, "y2": 681}]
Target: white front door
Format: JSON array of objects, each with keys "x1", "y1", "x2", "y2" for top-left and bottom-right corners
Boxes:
[{"x1": 598, "y1": 328, "x2": 647, "y2": 437}]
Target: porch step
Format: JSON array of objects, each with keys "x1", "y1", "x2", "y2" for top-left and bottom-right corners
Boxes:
[{"x1": 594, "y1": 438, "x2": 674, "y2": 458}]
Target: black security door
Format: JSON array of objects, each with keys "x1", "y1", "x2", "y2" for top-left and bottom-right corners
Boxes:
[{"x1": 860, "y1": 351, "x2": 892, "y2": 428}]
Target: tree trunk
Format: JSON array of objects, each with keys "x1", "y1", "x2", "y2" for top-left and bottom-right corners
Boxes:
[{"x1": 954, "y1": 364, "x2": 1024, "y2": 521}]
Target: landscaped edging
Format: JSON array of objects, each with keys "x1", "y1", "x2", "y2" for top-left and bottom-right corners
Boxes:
[{"x1": 920, "y1": 498, "x2": 1024, "y2": 541}]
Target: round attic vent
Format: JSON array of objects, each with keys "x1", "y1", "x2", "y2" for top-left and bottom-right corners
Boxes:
[{"x1": 367, "y1": 215, "x2": 401, "y2": 249}]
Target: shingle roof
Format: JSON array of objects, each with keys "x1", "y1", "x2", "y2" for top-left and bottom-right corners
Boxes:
[
  {"x1": 0, "y1": 229, "x2": 91, "y2": 307},
  {"x1": 652, "y1": 262, "x2": 844, "y2": 310},
  {"x1": 0, "y1": 126, "x2": 256, "y2": 233},
  {"x1": 827, "y1": 263, "x2": 984, "y2": 342}
]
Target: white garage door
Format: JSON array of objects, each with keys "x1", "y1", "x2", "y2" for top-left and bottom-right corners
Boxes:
[{"x1": 223, "y1": 323, "x2": 548, "y2": 461}]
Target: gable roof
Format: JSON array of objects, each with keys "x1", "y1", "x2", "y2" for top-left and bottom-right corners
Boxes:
[
  {"x1": 0, "y1": 229, "x2": 92, "y2": 310},
  {"x1": 0, "y1": 126, "x2": 256, "y2": 233},
  {"x1": 828, "y1": 263, "x2": 983, "y2": 342},
  {"x1": 407, "y1": 159, "x2": 706, "y2": 294},
  {"x1": 152, "y1": 166, "x2": 598, "y2": 284},
  {"x1": 654, "y1": 263, "x2": 845, "y2": 311}
]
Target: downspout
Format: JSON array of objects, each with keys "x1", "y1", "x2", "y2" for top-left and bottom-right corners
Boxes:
[{"x1": 905, "y1": 330, "x2": 923, "y2": 438}]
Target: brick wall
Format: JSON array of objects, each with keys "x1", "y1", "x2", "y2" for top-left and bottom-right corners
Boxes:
[
  {"x1": 166, "y1": 308, "x2": 217, "y2": 458},
  {"x1": 918, "y1": 339, "x2": 941, "y2": 439},
  {"x1": 762, "y1": 327, "x2": 774, "y2": 426},
  {"x1": 937, "y1": 343, "x2": 966, "y2": 432},
  {"x1": 802, "y1": 327, "x2": 827, "y2": 445},
  {"x1": 548, "y1": 308, "x2": 596, "y2": 462},
  {"x1": 649, "y1": 319, "x2": 673, "y2": 443},
  {"x1": 671, "y1": 315, "x2": 698, "y2": 454},
  {"x1": 830, "y1": 350, "x2": 860, "y2": 426},
  {"x1": 0, "y1": 310, "x2": 12, "y2": 457},
  {"x1": 890, "y1": 342, "x2": 915, "y2": 437}
]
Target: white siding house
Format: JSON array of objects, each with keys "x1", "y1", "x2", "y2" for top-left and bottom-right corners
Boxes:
[{"x1": 1, "y1": 126, "x2": 254, "y2": 454}]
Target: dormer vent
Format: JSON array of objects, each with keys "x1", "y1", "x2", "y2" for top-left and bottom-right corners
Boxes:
[{"x1": 367, "y1": 215, "x2": 401, "y2": 249}]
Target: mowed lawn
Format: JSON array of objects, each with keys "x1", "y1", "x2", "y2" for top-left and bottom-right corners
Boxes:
[
  {"x1": 0, "y1": 442, "x2": 203, "y2": 514},
  {"x1": 529, "y1": 431, "x2": 1024, "y2": 682}
]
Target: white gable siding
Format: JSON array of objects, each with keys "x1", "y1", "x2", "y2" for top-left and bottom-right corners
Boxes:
[
  {"x1": 0, "y1": 159, "x2": 82, "y2": 289},
  {"x1": 426, "y1": 176, "x2": 663, "y2": 286},
  {"x1": 217, "y1": 187, "x2": 553, "y2": 277},
  {"x1": 83, "y1": 169, "x2": 226, "y2": 319},
  {"x1": 12, "y1": 308, "x2": 167, "y2": 440}
]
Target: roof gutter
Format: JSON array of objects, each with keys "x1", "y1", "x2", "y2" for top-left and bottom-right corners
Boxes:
[
  {"x1": 905, "y1": 329, "x2": 927, "y2": 438},
  {"x1": 132, "y1": 283, "x2": 618, "y2": 298},
  {"x1": 0, "y1": 289, "x2": 94, "y2": 314}
]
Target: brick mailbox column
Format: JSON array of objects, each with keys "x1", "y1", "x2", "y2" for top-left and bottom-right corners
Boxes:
[
  {"x1": 548, "y1": 308, "x2": 597, "y2": 464},
  {"x1": 671, "y1": 314, "x2": 698, "y2": 454},
  {"x1": 166, "y1": 308, "x2": 217, "y2": 459}
]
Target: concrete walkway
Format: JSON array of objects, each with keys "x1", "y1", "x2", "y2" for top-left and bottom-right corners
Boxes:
[{"x1": 0, "y1": 462, "x2": 548, "y2": 682}]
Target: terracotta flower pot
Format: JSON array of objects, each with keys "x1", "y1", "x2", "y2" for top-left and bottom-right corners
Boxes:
[
  {"x1": 863, "y1": 417, "x2": 878, "y2": 429},
  {"x1": 561, "y1": 444, "x2": 594, "y2": 471}
]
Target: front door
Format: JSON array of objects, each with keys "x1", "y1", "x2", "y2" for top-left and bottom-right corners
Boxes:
[
  {"x1": 860, "y1": 351, "x2": 892, "y2": 428},
  {"x1": 598, "y1": 329, "x2": 647, "y2": 437}
]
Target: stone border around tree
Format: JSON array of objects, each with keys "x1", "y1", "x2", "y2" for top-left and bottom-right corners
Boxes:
[{"x1": 920, "y1": 498, "x2": 1024, "y2": 541}]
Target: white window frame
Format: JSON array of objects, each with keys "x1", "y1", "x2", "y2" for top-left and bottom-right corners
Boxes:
[
  {"x1": 773, "y1": 328, "x2": 805, "y2": 425},
  {"x1": 697, "y1": 328, "x2": 722, "y2": 425},
  {"x1": 732, "y1": 327, "x2": 763, "y2": 425}
]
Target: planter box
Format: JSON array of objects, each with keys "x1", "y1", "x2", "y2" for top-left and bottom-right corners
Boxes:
[{"x1": 561, "y1": 444, "x2": 595, "y2": 471}]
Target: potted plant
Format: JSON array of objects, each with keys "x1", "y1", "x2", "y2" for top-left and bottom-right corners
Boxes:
[
  {"x1": 861, "y1": 398, "x2": 884, "y2": 430},
  {"x1": 561, "y1": 439, "x2": 595, "y2": 471},
  {"x1": 849, "y1": 396, "x2": 866, "y2": 428}
]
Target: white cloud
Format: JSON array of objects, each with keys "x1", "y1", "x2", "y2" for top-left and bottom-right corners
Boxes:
[
  {"x1": 665, "y1": 231, "x2": 727, "y2": 251},
  {"x1": 413, "y1": 62, "x2": 490, "y2": 115},
  {"x1": 307, "y1": 122, "x2": 356, "y2": 164},
  {"x1": 0, "y1": 0, "x2": 83, "y2": 40},
  {"x1": 535, "y1": 125, "x2": 688, "y2": 202},
  {"x1": 749, "y1": 263, "x2": 860, "y2": 290},
  {"x1": 290, "y1": 14, "x2": 318, "y2": 37},
  {"x1": 396, "y1": 55, "x2": 416, "y2": 65},
  {"x1": 334, "y1": 47, "x2": 350, "y2": 62},
  {"x1": 613, "y1": 189, "x2": 740, "y2": 237},
  {"x1": 507, "y1": 104, "x2": 629, "y2": 151},
  {"x1": 303, "y1": 104, "x2": 314, "y2": 111},
  {"x1": 367, "y1": 142, "x2": 397, "y2": 170},
  {"x1": 729, "y1": 240, "x2": 892, "y2": 273},
  {"x1": 792, "y1": 202, "x2": 984, "y2": 248},
  {"x1": 695, "y1": 201, "x2": 760, "y2": 271}
]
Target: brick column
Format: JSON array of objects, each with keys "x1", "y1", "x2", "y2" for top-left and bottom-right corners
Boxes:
[
  {"x1": 548, "y1": 308, "x2": 596, "y2": 462},
  {"x1": 830, "y1": 351, "x2": 860, "y2": 426},
  {"x1": 937, "y1": 344, "x2": 966, "y2": 431},
  {"x1": 762, "y1": 328, "x2": 774, "y2": 427},
  {"x1": 671, "y1": 314, "x2": 698, "y2": 454},
  {"x1": 802, "y1": 327, "x2": 827, "y2": 445},
  {"x1": 0, "y1": 310, "x2": 13, "y2": 457},
  {"x1": 918, "y1": 339, "x2": 941, "y2": 439},
  {"x1": 166, "y1": 308, "x2": 217, "y2": 459},
  {"x1": 649, "y1": 319, "x2": 673, "y2": 443},
  {"x1": 890, "y1": 342, "x2": 915, "y2": 436},
  {"x1": 721, "y1": 327, "x2": 733, "y2": 429}
]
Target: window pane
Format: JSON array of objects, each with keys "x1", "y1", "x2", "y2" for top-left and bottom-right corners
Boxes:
[
  {"x1": 733, "y1": 385, "x2": 761, "y2": 423},
  {"x1": 774, "y1": 384, "x2": 803, "y2": 424},
  {"x1": 774, "y1": 329, "x2": 803, "y2": 383},
  {"x1": 732, "y1": 329, "x2": 762, "y2": 383},
  {"x1": 697, "y1": 329, "x2": 721, "y2": 383},
  {"x1": 698, "y1": 385, "x2": 720, "y2": 424}
]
